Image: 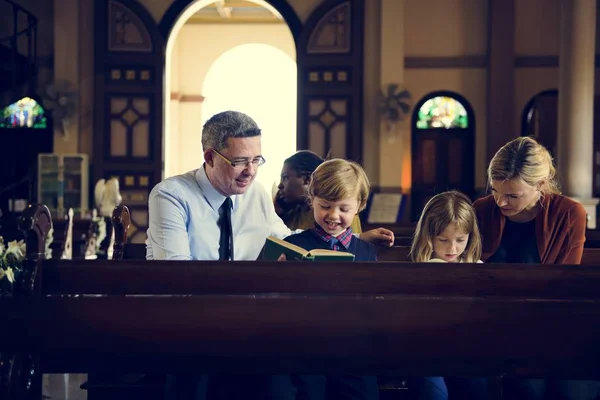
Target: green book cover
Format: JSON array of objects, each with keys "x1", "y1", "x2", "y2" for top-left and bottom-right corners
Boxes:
[{"x1": 263, "y1": 236, "x2": 355, "y2": 262}]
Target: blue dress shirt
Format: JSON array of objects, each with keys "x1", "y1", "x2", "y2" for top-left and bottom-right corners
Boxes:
[{"x1": 146, "y1": 166, "x2": 294, "y2": 260}]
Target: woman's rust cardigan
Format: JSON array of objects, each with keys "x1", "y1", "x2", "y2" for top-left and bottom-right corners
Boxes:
[{"x1": 473, "y1": 194, "x2": 587, "y2": 264}]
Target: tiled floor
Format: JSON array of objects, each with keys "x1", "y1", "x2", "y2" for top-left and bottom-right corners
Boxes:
[{"x1": 43, "y1": 374, "x2": 87, "y2": 400}]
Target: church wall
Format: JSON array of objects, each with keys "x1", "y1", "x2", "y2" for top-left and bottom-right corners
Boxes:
[
  {"x1": 513, "y1": 0, "x2": 560, "y2": 136},
  {"x1": 389, "y1": 0, "x2": 488, "y2": 189},
  {"x1": 14, "y1": 0, "x2": 600, "y2": 210},
  {"x1": 515, "y1": 0, "x2": 560, "y2": 56},
  {"x1": 404, "y1": 0, "x2": 488, "y2": 57},
  {"x1": 513, "y1": 0, "x2": 600, "y2": 141},
  {"x1": 168, "y1": 22, "x2": 295, "y2": 176}
]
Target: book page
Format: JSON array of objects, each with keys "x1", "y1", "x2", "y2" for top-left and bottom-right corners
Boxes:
[{"x1": 309, "y1": 249, "x2": 353, "y2": 256}]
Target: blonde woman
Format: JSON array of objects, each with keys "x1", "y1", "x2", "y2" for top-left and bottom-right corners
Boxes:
[
  {"x1": 475, "y1": 136, "x2": 586, "y2": 264},
  {"x1": 410, "y1": 190, "x2": 482, "y2": 263},
  {"x1": 475, "y1": 136, "x2": 597, "y2": 400}
]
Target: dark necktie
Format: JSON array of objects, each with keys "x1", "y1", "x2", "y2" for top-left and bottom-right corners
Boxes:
[
  {"x1": 328, "y1": 237, "x2": 339, "y2": 250},
  {"x1": 218, "y1": 197, "x2": 233, "y2": 260}
]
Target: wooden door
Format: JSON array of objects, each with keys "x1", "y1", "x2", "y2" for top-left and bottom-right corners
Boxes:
[
  {"x1": 93, "y1": 0, "x2": 164, "y2": 243},
  {"x1": 411, "y1": 93, "x2": 475, "y2": 221},
  {"x1": 297, "y1": 0, "x2": 364, "y2": 162},
  {"x1": 411, "y1": 130, "x2": 474, "y2": 220}
]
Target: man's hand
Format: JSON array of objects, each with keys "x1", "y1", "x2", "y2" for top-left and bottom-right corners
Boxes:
[
  {"x1": 359, "y1": 228, "x2": 395, "y2": 247},
  {"x1": 277, "y1": 253, "x2": 287, "y2": 261}
]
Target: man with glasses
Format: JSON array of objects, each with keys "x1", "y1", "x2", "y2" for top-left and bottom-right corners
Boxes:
[
  {"x1": 146, "y1": 110, "x2": 291, "y2": 261},
  {"x1": 147, "y1": 110, "x2": 394, "y2": 399}
]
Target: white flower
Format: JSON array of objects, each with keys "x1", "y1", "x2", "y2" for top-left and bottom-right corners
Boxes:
[
  {"x1": 45, "y1": 228, "x2": 54, "y2": 260},
  {"x1": 0, "y1": 267, "x2": 15, "y2": 283},
  {"x1": 96, "y1": 219, "x2": 107, "y2": 253},
  {"x1": 5, "y1": 267, "x2": 14, "y2": 283},
  {"x1": 5, "y1": 240, "x2": 25, "y2": 262}
]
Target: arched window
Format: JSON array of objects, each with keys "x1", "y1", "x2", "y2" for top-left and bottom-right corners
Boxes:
[
  {"x1": 416, "y1": 96, "x2": 468, "y2": 129},
  {"x1": 0, "y1": 97, "x2": 47, "y2": 129}
]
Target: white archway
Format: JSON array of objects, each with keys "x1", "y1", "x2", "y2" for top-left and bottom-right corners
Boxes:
[
  {"x1": 163, "y1": 0, "x2": 297, "y2": 193},
  {"x1": 201, "y1": 43, "x2": 297, "y2": 194}
]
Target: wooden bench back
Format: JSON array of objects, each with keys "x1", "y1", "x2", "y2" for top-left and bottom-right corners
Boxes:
[
  {"x1": 6, "y1": 258, "x2": 600, "y2": 379},
  {"x1": 377, "y1": 245, "x2": 600, "y2": 265}
]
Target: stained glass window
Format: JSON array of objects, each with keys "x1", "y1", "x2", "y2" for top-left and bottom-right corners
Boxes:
[
  {"x1": 416, "y1": 96, "x2": 468, "y2": 129},
  {"x1": 0, "y1": 97, "x2": 47, "y2": 129}
]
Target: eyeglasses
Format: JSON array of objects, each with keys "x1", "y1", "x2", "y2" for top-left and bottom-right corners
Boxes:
[{"x1": 212, "y1": 148, "x2": 266, "y2": 169}]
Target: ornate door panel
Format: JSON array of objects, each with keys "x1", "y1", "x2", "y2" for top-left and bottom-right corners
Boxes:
[
  {"x1": 94, "y1": 0, "x2": 164, "y2": 243},
  {"x1": 411, "y1": 93, "x2": 475, "y2": 221},
  {"x1": 298, "y1": 0, "x2": 364, "y2": 162}
]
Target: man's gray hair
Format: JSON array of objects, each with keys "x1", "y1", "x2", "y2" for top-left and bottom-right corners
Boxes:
[{"x1": 202, "y1": 111, "x2": 262, "y2": 151}]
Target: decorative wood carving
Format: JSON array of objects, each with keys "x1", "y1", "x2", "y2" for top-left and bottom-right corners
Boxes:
[
  {"x1": 112, "y1": 204, "x2": 131, "y2": 260},
  {"x1": 308, "y1": 98, "x2": 349, "y2": 158},
  {"x1": 307, "y1": 2, "x2": 351, "y2": 54},
  {"x1": 108, "y1": 96, "x2": 151, "y2": 159},
  {"x1": 108, "y1": 0, "x2": 152, "y2": 52}
]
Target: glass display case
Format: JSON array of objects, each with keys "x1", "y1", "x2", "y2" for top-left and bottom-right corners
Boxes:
[{"x1": 38, "y1": 154, "x2": 89, "y2": 218}]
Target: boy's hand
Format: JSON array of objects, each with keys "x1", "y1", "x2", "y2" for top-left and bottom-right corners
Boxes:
[
  {"x1": 359, "y1": 228, "x2": 395, "y2": 247},
  {"x1": 277, "y1": 253, "x2": 287, "y2": 261}
]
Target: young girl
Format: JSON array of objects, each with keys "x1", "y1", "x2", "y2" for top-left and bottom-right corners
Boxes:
[
  {"x1": 409, "y1": 191, "x2": 486, "y2": 400},
  {"x1": 410, "y1": 190, "x2": 482, "y2": 263}
]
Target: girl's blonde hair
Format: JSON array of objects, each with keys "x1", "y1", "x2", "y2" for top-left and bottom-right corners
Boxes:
[
  {"x1": 410, "y1": 191, "x2": 482, "y2": 263},
  {"x1": 309, "y1": 158, "x2": 370, "y2": 211},
  {"x1": 488, "y1": 136, "x2": 560, "y2": 195}
]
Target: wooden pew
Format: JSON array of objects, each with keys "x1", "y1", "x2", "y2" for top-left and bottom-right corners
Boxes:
[
  {"x1": 365, "y1": 223, "x2": 600, "y2": 248},
  {"x1": 111, "y1": 204, "x2": 146, "y2": 261},
  {"x1": 5, "y1": 208, "x2": 600, "y2": 399},
  {"x1": 377, "y1": 245, "x2": 600, "y2": 265},
  {"x1": 4, "y1": 259, "x2": 600, "y2": 397}
]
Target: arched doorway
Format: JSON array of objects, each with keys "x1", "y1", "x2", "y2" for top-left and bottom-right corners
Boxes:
[
  {"x1": 521, "y1": 89, "x2": 558, "y2": 157},
  {"x1": 200, "y1": 43, "x2": 297, "y2": 194},
  {"x1": 161, "y1": 0, "x2": 366, "y2": 163},
  {"x1": 161, "y1": 2, "x2": 297, "y2": 194},
  {"x1": 161, "y1": 1, "x2": 299, "y2": 186},
  {"x1": 521, "y1": 90, "x2": 600, "y2": 197},
  {"x1": 93, "y1": 0, "x2": 365, "y2": 242},
  {"x1": 410, "y1": 91, "x2": 475, "y2": 221}
]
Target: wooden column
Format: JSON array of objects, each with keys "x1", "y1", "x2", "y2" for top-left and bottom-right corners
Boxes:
[
  {"x1": 557, "y1": 0, "x2": 597, "y2": 227},
  {"x1": 486, "y1": 0, "x2": 515, "y2": 163}
]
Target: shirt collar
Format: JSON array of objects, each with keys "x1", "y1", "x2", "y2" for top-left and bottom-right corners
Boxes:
[
  {"x1": 311, "y1": 223, "x2": 353, "y2": 250},
  {"x1": 195, "y1": 165, "x2": 238, "y2": 212}
]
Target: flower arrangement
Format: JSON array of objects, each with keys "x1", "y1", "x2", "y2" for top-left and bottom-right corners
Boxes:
[
  {"x1": 0, "y1": 237, "x2": 26, "y2": 295},
  {"x1": 0, "y1": 228, "x2": 53, "y2": 295}
]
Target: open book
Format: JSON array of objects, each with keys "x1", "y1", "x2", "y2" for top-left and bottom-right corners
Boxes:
[{"x1": 264, "y1": 236, "x2": 355, "y2": 262}]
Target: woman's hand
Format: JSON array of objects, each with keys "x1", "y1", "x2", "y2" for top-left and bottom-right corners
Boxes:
[{"x1": 359, "y1": 228, "x2": 395, "y2": 247}]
